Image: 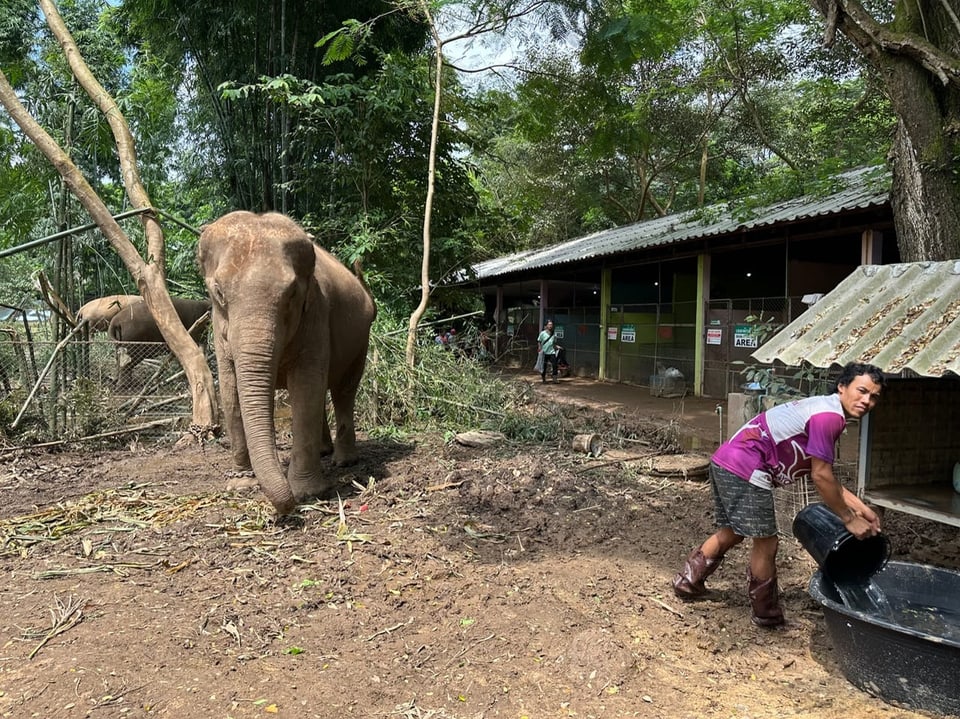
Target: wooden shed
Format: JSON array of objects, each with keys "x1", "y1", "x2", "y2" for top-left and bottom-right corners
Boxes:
[{"x1": 753, "y1": 261, "x2": 960, "y2": 527}]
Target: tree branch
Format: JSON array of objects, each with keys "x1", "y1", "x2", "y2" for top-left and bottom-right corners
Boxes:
[
  {"x1": 811, "y1": 0, "x2": 960, "y2": 86},
  {"x1": 936, "y1": 0, "x2": 960, "y2": 39},
  {"x1": 439, "y1": 0, "x2": 556, "y2": 46},
  {"x1": 39, "y1": 0, "x2": 167, "y2": 269},
  {"x1": 1, "y1": 0, "x2": 220, "y2": 430},
  {"x1": 0, "y1": 71, "x2": 143, "y2": 273},
  {"x1": 823, "y1": 0, "x2": 839, "y2": 47}
]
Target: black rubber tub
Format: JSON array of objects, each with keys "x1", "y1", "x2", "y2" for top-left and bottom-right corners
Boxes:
[{"x1": 809, "y1": 560, "x2": 960, "y2": 715}]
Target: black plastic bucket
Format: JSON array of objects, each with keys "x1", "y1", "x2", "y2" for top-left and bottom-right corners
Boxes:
[{"x1": 792, "y1": 503, "x2": 890, "y2": 582}]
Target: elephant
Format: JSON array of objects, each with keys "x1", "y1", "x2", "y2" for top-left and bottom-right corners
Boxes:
[
  {"x1": 198, "y1": 210, "x2": 376, "y2": 515},
  {"x1": 76, "y1": 294, "x2": 143, "y2": 332},
  {"x1": 107, "y1": 297, "x2": 212, "y2": 387}
]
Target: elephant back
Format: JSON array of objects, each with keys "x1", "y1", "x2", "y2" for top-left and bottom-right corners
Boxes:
[
  {"x1": 107, "y1": 297, "x2": 211, "y2": 343},
  {"x1": 77, "y1": 294, "x2": 142, "y2": 333}
]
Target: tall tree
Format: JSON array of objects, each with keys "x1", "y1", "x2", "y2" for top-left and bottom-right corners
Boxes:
[
  {"x1": 806, "y1": 0, "x2": 960, "y2": 260},
  {"x1": 0, "y1": 0, "x2": 218, "y2": 432},
  {"x1": 317, "y1": 0, "x2": 557, "y2": 359},
  {"x1": 117, "y1": 0, "x2": 429, "y2": 219}
]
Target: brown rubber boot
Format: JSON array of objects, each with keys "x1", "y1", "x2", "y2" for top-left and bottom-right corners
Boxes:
[
  {"x1": 747, "y1": 568, "x2": 785, "y2": 627},
  {"x1": 672, "y1": 549, "x2": 723, "y2": 599}
]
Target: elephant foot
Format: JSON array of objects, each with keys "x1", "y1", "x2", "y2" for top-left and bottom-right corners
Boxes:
[
  {"x1": 332, "y1": 447, "x2": 359, "y2": 467},
  {"x1": 293, "y1": 484, "x2": 339, "y2": 504}
]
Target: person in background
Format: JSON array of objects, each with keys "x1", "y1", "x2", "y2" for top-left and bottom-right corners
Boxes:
[
  {"x1": 537, "y1": 320, "x2": 559, "y2": 383},
  {"x1": 672, "y1": 362, "x2": 885, "y2": 627},
  {"x1": 478, "y1": 327, "x2": 493, "y2": 359}
]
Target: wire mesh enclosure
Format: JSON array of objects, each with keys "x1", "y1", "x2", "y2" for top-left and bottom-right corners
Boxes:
[
  {"x1": 774, "y1": 477, "x2": 819, "y2": 538},
  {"x1": 0, "y1": 325, "x2": 214, "y2": 443},
  {"x1": 774, "y1": 444, "x2": 859, "y2": 538}
]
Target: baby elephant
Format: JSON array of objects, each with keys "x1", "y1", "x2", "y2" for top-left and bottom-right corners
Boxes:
[
  {"x1": 198, "y1": 211, "x2": 376, "y2": 515},
  {"x1": 107, "y1": 297, "x2": 211, "y2": 387}
]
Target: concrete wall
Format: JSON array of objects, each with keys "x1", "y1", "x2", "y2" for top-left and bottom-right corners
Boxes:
[{"x1": 864, "y1": 377, "x2": 960, "y2": 490}]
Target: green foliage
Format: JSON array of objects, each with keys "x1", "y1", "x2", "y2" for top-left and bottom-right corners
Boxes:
[
  {"x1": 740, "y1": 362, "x2": 831, "y2": 404},
  {"x1": 358, "y1": 319, "x2": 521, "y2": 433},
  {"x1": 469, "y1": 49, "x2": 724, "y2": 246},
  {"x1": 0, "y1": 254, "x2": 41, "y2": 308},
  {"x1": 356, "y1": 314, "x2": 571, "y2": 443},
  {"x1": 467, "y1": 0, "x2": 896, "y2": 252},
  {"x1": 117, "y1": 0, "x2": 430, "y2": 219},
  {"x1": 64, "y1": 377, "x2": 110, "y2": 437},
  {"x1": 0, "y1": 395, "x2": 18, "y2": 437},
  {"x1": 733, "y1": 314, "x2": 830, "y2": 404},
  {"x1": 0, "y1": 0, "x2": 202, "y2": 315},
  {"x1": 0, "y1": 0, "x2": 905, "y2": 341},
  {"x1": 316, "y1": 20, "x2": 370, "y2": 66}
]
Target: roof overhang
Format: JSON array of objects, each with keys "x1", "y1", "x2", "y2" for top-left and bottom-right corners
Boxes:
[{"x1": 752, "y1": 261, "x2": 960, "y2": 378}]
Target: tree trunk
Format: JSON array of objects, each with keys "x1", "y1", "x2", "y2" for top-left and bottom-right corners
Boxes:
[
  {"x1": 405, "y1": 0, "x2": 444, "y2": 368},
  {"x1": 808, "y1": 0, "x2": 960, "y2": 261},
  {"x1": 883, "y1": 55, "x2": 960, "y2": 261}
]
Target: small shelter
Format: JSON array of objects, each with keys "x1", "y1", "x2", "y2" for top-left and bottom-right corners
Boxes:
[{"x1": 753, "y1": 260, "x2": 960, "y2": 526}]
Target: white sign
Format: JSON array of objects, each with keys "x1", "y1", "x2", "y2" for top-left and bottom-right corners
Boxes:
[
  {"x1": 734, "y1": 324, "x2": 758, "y2": 348},
  {"x1": 706, "y1": 328, "x2": 722, "y2": 345}
]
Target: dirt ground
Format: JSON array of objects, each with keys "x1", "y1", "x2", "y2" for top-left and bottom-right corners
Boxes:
[{"x1": 1, "y1": 374, "x2": 959, "y2": 719}]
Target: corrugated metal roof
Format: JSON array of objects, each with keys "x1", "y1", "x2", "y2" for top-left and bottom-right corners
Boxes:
[
  {"x1": 752, "y1": 261, "x2": 960, "y2": 378},
  {"x1": 473, "y1": 167, "x2": 890, "y2": 280}
]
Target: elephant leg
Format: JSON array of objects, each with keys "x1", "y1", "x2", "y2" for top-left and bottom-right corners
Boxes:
[
  {"x1": 329, "y1": 359, "x2": 365, "y2": 466},
  {"x1": 217, "y1": 349, "x2": 252, "y2": 476},
  {"x1": 286, "y1": 365, "x2": 334, "y2": 501},
  {"x1": 319, "y1": 395, "x2": 334, "y2": 456}
]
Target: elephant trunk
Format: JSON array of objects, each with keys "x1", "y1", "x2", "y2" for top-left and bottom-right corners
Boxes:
[{"x1": 234, "y1": 340, "x2": 295, "y2": 514}]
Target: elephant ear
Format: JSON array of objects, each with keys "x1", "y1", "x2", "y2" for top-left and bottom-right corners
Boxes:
[{"x1": 283, "y1": 236, "x2": 317, "y2": 281}]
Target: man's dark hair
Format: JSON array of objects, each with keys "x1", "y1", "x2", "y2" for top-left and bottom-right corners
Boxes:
[{"x1": 835, "y1": 362, "x2": 886, "y2": 391}]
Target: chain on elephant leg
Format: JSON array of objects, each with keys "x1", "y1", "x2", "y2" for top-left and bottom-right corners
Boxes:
[{"x1": 225, "y1": 469, "x2": 258, "y2": 491}]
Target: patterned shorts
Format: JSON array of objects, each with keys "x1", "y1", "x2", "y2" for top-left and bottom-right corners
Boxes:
[{"x1": 710, "y1": 462, "x2": 777, "y2": 538}]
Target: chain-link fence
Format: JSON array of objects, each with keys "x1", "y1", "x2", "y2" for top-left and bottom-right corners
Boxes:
[
  {"x1": 0, "y1": 324, "x2": 214, "y2": 443},
  {"x1": 605, "y1": 299, "x2": 697, "y2": 389},
  {"x1": 702, "y1": 296, "x2": 808, "y2": 399},
  {"x1": 497, "y1": 296, "x2": 818, "y2": 397}
]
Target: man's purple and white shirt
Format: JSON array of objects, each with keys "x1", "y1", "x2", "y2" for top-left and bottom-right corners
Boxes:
[{"x1": 712, "y1": 394, "x2": 847, "y2": 490}]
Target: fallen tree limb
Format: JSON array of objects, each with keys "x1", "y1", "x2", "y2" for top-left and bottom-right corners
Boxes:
[{"x1": 0, "y1": 418, "x2": 179, "y2": 454}]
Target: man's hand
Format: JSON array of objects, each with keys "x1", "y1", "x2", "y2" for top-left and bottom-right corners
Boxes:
[
  {"x1": 842, "y1": 488, "x2": 881, "y2": 538},
  {"x1": 811, "y1": 458, "x2": 882, "y2": 539},
  {"x1": 844, "y1": 511, "x2": 879, "y2": 539}
]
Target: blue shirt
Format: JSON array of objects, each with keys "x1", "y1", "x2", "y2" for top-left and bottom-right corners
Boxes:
[{"x1": 538, "y1": 330, "x2": 557, "y2": 355}]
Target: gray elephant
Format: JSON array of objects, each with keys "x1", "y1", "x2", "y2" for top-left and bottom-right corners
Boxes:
[
  {"x1": 76, "y1": 294, "x2": 143, "y2": 332},
  {"x1": 107, "y1": 297, "x2": 212, "y2": 386},
  {"x1": 198, "y1": 211, "x2": 376, "y2": 515}
]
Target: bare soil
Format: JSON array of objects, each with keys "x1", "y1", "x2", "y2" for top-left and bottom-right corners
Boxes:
[{"x1": 1, "y1": 376, "x2": 958, "y2": 719}]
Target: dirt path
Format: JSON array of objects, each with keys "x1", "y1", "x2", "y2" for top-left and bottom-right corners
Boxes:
[{"x1": 0, "y1": 381, "x2": 957, "y2": 718}]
